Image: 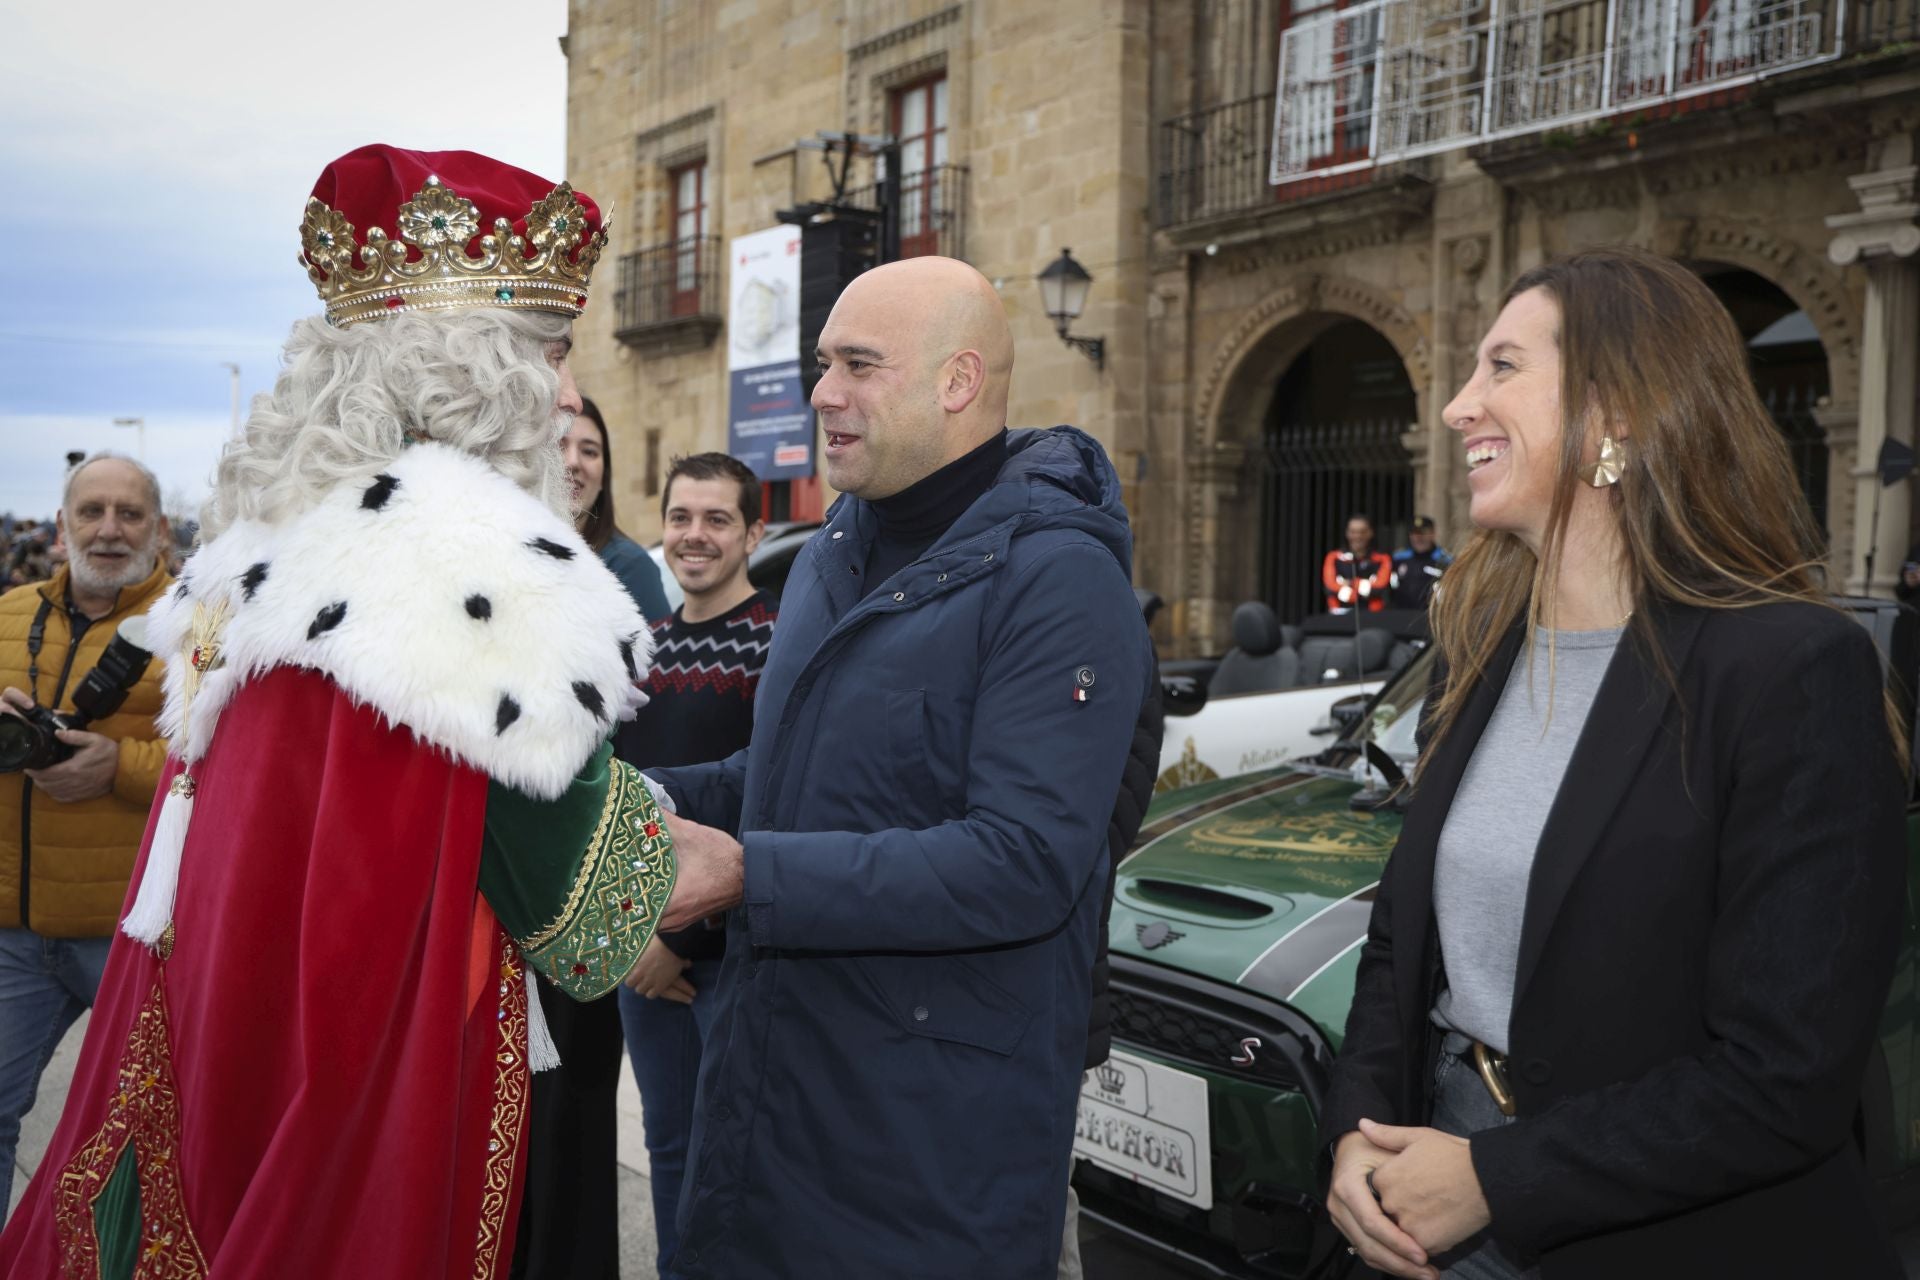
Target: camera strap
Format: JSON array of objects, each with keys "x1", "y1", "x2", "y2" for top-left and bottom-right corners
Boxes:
[{"x1": 25, "y1": 595, "x2": 52, "y2": 702}]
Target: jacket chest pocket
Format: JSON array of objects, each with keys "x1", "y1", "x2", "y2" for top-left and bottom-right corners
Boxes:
[{"x1": 883, "y1": 688, "x2": 967, "y2": 823}]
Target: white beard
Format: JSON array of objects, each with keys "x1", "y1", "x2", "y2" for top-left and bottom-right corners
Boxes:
[
  {"x1": 68, "y1": 542, "x2": 159, "y2": 594},
  {"x1": 533, "y1": 408, "x2": 576, "y2": 520}
]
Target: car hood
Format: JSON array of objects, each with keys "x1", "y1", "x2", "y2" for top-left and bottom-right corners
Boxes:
[{"x1": 1110, "y1": 766, "x2": 1401, "y2": 1049}]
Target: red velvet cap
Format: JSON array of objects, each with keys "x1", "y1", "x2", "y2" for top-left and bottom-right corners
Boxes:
[{"x1": 300, "y1": 143, "x2": 609, "y2": 328}]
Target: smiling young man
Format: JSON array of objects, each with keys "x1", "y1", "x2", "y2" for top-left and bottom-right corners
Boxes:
[{"x1": 613, "y1": 453, "x2": 772, "y2": 1275}]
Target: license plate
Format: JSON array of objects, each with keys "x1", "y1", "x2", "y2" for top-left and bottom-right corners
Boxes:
[{"x1": 1073, "y1": 1049, "x2": 1213, "y2": 1210}]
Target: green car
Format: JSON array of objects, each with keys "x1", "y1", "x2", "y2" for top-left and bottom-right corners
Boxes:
[{"x1": 1072, "y1": 598, "x2": 1920, "y2": 1278}]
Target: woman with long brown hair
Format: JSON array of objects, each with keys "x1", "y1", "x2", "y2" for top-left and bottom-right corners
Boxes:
[{"x1": 1321, "y1": 246, "x2": 1907, "y2": 1279}]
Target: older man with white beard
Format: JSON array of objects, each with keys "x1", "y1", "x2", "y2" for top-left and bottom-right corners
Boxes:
[{"x1": 0, "y1": 452, "x2": 173, "y2": 1215}]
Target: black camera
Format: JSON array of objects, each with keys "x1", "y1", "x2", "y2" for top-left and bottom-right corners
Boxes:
[{"x1": 0, "y1": 617, "x2": 155, "y2": 773}]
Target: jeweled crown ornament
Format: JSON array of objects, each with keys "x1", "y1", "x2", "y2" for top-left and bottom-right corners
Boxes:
[{"x1": 300, "y1": 144, "x2": 611, "y2": 328}]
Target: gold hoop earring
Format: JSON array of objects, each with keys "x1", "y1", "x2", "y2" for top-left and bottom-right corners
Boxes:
[{"x1": 1580, "y1": 435, "x2": 1625, "y2": 488}]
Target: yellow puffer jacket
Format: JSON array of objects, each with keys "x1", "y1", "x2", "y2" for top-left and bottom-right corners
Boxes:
[{"x1": 0, "y1": 561, "x2": 172, "y2": 936}]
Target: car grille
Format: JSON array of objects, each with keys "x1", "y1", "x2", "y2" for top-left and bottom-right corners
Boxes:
[{"x1": 1110, "y1": 984, "x2": 1302, "y2": 1089}]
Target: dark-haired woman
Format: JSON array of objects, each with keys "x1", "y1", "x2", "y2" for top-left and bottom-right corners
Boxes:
[
  {"x1": 1322, "y1": 246, "x2": 1907, "y2": 1280},
  {"x1": 511, "y1": 395, "x2": 669, "y2": 1278},
  {"x1": 567, "y1": 396, "x2": 671, "y2": 620}
]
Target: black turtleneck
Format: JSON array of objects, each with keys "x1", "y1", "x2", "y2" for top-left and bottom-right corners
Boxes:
[{"x1": 862, "y1": 430, "x2": 1008, "y2": 598}]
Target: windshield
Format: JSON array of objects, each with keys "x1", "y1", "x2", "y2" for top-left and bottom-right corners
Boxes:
[{"x1": 1358, "y1": 646, "x2": 1436, "y2": 767}]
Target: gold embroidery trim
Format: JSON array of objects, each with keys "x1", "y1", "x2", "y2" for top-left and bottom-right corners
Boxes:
[
  {"x1": 472, "y1": 935, "x2": 530, "y2": 1279},
  {"x1": 520, "y1": 759, "x2": 627, "y2": 951},
  {"x1": 520, "y1": 762, "x2": 677, "y2": 1000},
  {"x1": 53, "y1": 977, "x2": 208, "y2": 1279}
]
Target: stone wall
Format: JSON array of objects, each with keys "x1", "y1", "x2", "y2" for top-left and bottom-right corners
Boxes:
[
  {"x1": 567, "y1": 1, "x2": 1920, "y2": 654},
  {"x1": 564, "y1": 0, "x2": 1158, "y2": 546}
]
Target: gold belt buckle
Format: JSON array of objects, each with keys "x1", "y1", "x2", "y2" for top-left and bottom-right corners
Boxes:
[{"x1": 1470, "y1": 1041, "x2": 1517, "y2": 1117}]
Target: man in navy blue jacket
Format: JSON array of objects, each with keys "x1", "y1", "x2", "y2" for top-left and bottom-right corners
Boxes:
[{"x1": 650, "y1": 256, "x2": 1155, "y2": 1279}]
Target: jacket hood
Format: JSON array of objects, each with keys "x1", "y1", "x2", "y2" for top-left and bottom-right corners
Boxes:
[{"x1": 961, "y1": 426, "x2": 1134, "y2": 577}]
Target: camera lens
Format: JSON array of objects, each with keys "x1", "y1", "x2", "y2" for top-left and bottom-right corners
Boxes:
[{"x1": 0, "y1": 717, "x2": 42, "y2": 773}]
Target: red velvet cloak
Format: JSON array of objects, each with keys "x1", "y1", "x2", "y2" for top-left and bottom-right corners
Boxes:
[{"x1": 0, "y1": 666, "x2": 531, "y2": 1279}]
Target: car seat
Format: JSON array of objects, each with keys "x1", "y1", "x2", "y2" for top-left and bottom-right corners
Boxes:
[
  {"x1": 1299, "y1": 628, "x2": 1394, "y2": 683},
  {"x1": 1209, "y1": 602, "x2": 1302, "y2": 696}
]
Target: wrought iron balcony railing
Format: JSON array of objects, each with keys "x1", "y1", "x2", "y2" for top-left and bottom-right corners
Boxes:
[
  {"x1": 1158, "y1": 0, "x2": 1913, "y2": 223},
  {"x1": 613, "y1": 235, "x2": 722, "y2": 348},
  {"x1": 1159, "y1": 94, "x2": 1281, "y2": 228}
]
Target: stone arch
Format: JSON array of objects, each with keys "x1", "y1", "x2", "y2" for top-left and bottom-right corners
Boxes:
[
  {"x1": 1192, "y1": 271, "x2": 1433, "y2": 456},
  {"x1": 1181, "y1": 272, "x2": 1431, "y2": 641},
  {"x1": 1654, "y1": 215, "x2": 1861, "y2": 406}
]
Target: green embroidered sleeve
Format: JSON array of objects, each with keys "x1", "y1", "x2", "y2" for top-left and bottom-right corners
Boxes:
[{"x1": 479, "y1": 742, "x2": 678, "y2": 1000}]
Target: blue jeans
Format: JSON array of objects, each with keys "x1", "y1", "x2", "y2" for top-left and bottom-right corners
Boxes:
[
  {"x1": 0, "y1": 928, "x2": 112, "y2": 1212},
  {"x1": 618, "y1": 957, "x2": 722, "y2": 1276},
  {"x1": 1430, "y1": 1034, "x2": 1540, "y2": 1280}
]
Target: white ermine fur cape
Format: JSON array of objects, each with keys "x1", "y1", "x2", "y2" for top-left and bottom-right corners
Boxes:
[{"x1": 144, "y1": 442, "x2": 654, "y2": 799}]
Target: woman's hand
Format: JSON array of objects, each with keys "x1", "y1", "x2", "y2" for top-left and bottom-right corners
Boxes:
[
  {"x1": 1329, "y1": 1129, "x2": 1439, "y2": 1280},
  {"x1": 623, "y1": 934, "x2": 696, "y2": 1003},
  {"x1": 1362, "y1": 1117, "x2": 1492, "y2": 1256}
]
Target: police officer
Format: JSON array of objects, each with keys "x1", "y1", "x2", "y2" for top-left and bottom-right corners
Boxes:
[{"x1": 1389, "y1": 513, "x2": 1452, "y2": 610}]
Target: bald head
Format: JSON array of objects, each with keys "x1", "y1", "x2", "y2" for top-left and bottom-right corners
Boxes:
[{"x1": 812, "y1": 257, "x2": 1015, "y2": 500}]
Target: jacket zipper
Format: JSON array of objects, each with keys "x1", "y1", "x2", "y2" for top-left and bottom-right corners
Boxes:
[{"x1": 21, "y1": 608, "x2": 88, "y2": 932}]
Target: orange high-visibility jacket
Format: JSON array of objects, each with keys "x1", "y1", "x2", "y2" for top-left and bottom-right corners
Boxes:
[{"x1": 1322, "y1": 549, "x2": 1392, "y2": 614}]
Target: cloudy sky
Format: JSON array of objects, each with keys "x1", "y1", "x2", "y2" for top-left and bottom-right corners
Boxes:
[{"x1": 0, "y1": 0, "x2": 570, "y2": 523}]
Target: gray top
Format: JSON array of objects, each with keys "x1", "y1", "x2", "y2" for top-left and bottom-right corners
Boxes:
[{"x1": 1431, "y1": 625, "x2": 1625, "y2": 1054}]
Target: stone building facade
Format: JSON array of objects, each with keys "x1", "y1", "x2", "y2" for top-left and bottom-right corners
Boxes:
[
  {"x1": 561, "y1": 0, "x2": 1155, "y2": 547},
  {"x1": 565, "y1": 0, "x2": 1920, "y2": 656}
]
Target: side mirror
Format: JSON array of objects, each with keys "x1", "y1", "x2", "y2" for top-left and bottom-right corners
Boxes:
[
  {"x1": 1327, "y1": 693, "x2": 1369, "y2": 736},
  {"x1": 1161, "y1": 673, "x2": 1209, "y2": 718}
]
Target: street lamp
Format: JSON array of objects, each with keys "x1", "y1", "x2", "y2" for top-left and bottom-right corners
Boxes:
[
  {"x1": 112, "y1": 416, "x2": 146, "y2": 460},
  {"x1": 1035, "y1": 248, "x2": 1104, "y2": 371}
]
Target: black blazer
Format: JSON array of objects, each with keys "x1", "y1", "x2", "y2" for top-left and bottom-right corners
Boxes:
[{"x1": 1320, "y1": 601, "x2": 1908, "y2": 1279}]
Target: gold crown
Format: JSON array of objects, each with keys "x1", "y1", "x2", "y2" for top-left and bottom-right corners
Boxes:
[{"x1": 300, "y1": 177, "x2": 611, "y2": 328}]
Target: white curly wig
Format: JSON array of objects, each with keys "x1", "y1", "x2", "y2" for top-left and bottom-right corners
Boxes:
[{"x1": 201, "y1": 309, "x2": 572, "y2": 538}]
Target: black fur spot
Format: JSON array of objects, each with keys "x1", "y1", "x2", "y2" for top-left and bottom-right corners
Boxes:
[
  {"x1": 240, "y1": 562, "x2": 269, "y2": 602},
  {"x1": 619, "y1": 635, "x2": 638, "y2": 680},
  {"x1": 361, "y1": 473, "x2": 401, "y2": 511},
  {"x1": 528, "y1": 536, "x2": 575, "y2": 561},
  {"x1": 174, "y1": 581, "x2": 191, "y2": 600},
  {"x1": 465, "y1": 594, "x2": 492, "y2": 620},
  {"x1": 573, "y1": 681, "x2": 607, "y2": 720},
  {"x1": 307, "y1": 601, "x2": 348, "y2": 640},
  {"x1": 495, "y1": 695, "x2": 521, "y2": 734}
]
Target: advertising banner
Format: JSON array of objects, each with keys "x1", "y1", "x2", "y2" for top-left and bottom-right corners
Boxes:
[{"x1": 726, "y1": 224, "x2": 811, "y2": 480}]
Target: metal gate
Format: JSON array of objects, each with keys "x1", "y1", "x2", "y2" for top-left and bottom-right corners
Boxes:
[
  {"x1": 1760, "y1": 384, "x2": 1830, "y2": 545},
  {"x1": 1261, "y1": 419, "x2": 1415, "y2": 624}
]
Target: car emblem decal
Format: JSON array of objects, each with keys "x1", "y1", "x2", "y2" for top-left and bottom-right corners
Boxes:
[
  {"x1": 1230, "y1": 1037, "x2": 1262, "y2": 1067},
  {"x1": 1124, "y1": 771, "x2": 1316, "y2": 867},
  {"x1": 1136, "y1": 921, "x2": 1185, "y2": 950}
]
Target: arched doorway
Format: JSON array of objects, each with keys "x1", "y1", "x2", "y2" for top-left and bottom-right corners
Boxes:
[
  {"x1": 1260, "y1": 318, "x2": 1418, "y2": 622},
  {"x1": 1695, "y1": 264, "x2": 1831, "y2": 540}
]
